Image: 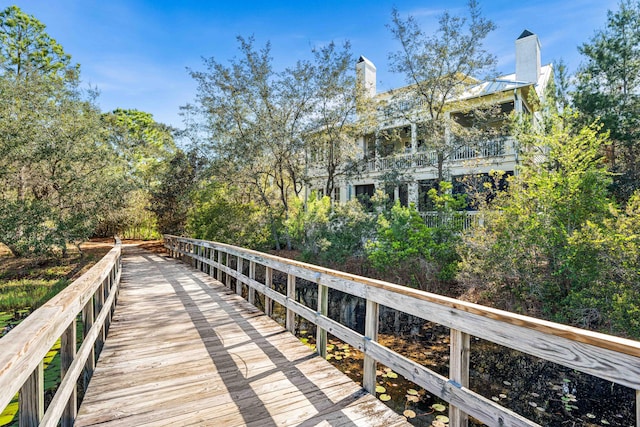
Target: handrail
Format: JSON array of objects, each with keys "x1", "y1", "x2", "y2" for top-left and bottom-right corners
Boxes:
[
  {"x1": 0, "y1": 238, "x2": 122, "y2": 427},
  {"x1": 165, "y1": 235, "x2": 640, "y2": 427}
]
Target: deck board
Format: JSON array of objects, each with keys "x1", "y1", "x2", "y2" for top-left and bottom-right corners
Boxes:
[{"x1": 74, "y1": 246, "x2": 409, "y2": 427}]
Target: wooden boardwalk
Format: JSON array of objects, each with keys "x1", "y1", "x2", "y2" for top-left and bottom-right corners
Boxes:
[{"x1": 74, "y1": 246, "x2": 409, "y2": 427}]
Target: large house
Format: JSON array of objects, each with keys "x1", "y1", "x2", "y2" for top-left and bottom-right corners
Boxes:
[{"x1": 305, "y1": 30, "x2": 553, "y2": 212}]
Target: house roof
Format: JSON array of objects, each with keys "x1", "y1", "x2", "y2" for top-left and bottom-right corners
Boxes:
[{"x1": 457, "y1": 63, "x2": 553, "y2": 102}]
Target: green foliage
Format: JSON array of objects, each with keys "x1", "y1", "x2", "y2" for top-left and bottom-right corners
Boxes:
[
  {"x1": 290, "y1": 194, "x2": 374, "y2": 263},
  {"x1": 150, "y1": 150, "x2": 200, "y2": 235},
  {"x1": 366, "y1": 183, "x2": 463, "y2": 290},
  {"x1": 102, "y1": 108, "x2": 176, "y2": 186},
  {"x1": 458, "y1": 113, "x2": 640, "y2": 337},
  {"x1": 0, "y1": 5, "x2": 75, "y2": 79},
  {"x1": 187, "y1": 182, "x2": 271, "y2": 250},
  {"x1": 561, "y1": 193, "x2": 640, "y2": 336}
]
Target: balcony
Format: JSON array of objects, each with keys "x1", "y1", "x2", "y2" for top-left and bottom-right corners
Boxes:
[{"x1": 365, "y1": 138, "x2": 512, "y2": 173}]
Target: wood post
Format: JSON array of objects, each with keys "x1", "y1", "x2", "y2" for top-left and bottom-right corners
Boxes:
[
  {"x1": 82, "y1": 297, "x2": 95, "y2": 390},
  {"x1": 225, "y1": 254, "x2": 231, "y2": 289},
  {"x1": 286, "y1": 273, "x2": 296, "y2": 333},
  {"x1": 265, "y1": 266, "x2": 273, "y2": 317},
  {"x1": 248, "y1": 261, "x2": 256, "y2": 305},
  {"x1": 216, "y1": 251, "x2": 223, "y2": 282},
  {"x1": 61, "y1": 321, "x2": 77, "y2": 427},
  {"x1": 19, "y1": 361, "x2": 44, "y2": 427},
  {"x1": 363, "y1": 299, "x2": 379, "y2": 394},
  {"x1": 316, "y1": 282, "x2": 328, "y2": 358},
  {"x1": 236, "y1": 257, "x2": 243, "y2": 296},
  {"x1": 96, "y1": 283, "x2": 105, "y2": 354},
  {"x1": 449, "y1": 329, "x2": 471, "y2": 427}
]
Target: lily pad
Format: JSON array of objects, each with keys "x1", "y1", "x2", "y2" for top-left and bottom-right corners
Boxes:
[
  {"x1": 406, "y1": 388, "x2": 418, "y2": 395},
  {"x1": 386, "y1": 371, "x2": 398, "y2": 379},
  {"x1": 431, "y1": 403, "x2": 446, "y2": 412},
  {"x1": 379, "y1": 394, "x2": 391, "y2": 401},
  {"x1": 435, "y1": 415, "x2": 449, "y2": 423},
  {"x1": 375, "y1": 385, "x2": 386, "y2": 393},
  {"x1": 403, "y1": 409, "x2": 416, "y2": 419},
  {"x1": 406, "y1": 395, "x2": 419, "y2": 403},
  {"x1": 431, "y1": 421, "x2": 446, "y2": 427}
]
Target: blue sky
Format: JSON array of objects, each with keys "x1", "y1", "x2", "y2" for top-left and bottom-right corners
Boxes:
[{"x1": 9, "y1": 0, "x2": 617, "y2": 129}]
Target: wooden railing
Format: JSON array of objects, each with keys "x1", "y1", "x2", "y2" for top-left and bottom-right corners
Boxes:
[
  {"x1": 164, "y1": 235, "x2": 640, "y2": 427},
  {"x1": 0, "y1": 239, "x2": 122, "y2": 427}
]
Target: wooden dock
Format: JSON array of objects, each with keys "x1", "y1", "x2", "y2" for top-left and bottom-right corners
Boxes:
[{"x1": 74, "y1": 246, "x2": 409, "y2": 427}]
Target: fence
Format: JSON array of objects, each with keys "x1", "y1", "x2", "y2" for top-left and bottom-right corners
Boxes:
[
  {"x1": 0, "y1": 239, "x2": 122, "y2": 427},
  {"x1": 164, "y1": 235, "x2": 640, "y2": 427}
]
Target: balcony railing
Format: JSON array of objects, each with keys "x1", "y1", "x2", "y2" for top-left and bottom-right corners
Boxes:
[
  {"x1": 419, "y1": 210, "x2": 482, "y2": 230},
  {"x1": 364, "y1": 139, "x2": 511, "y2": 173}
]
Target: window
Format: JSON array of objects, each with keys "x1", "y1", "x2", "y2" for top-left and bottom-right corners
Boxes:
[
  {"x1": 333, "y1": 187, "x2": 340, "y2": 203},
  {"x1": 399, "y1": 183, "x2": 408, "y2": 207},
  {"x1": 355, "y1": 184, "x2": 375, "y2": 210}
]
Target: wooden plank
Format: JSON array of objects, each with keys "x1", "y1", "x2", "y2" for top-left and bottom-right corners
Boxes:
[
  {"x1": 248, "y1": 261, "x2": 256, "y2": 305},
  {"x1": 265, "y1": 266, "x2": 273, "y2": 317},
  {"x1": 75, "y1": 247, "x2": 408, "y2": 427},
  {"x1": 60, "y1": 321, "x2": 77, "y2": 427},
  {"x1": 363, "y1": 299, "x2": 378, "y2": 394},
  {"x1": 236, "y1": 256, "x2": 243, "y2": 296},
  {"x1": 449, "y1": 329, "x2": 470, "y2": 427},
  {"x1": 286, "y1": 273, "x2": 296, "y2": 332},
  {"x1": 19, "y1": 361, "x2": 43, "y2": 427},
  {"x1": 316, "y1": 283, "x2": 328, "y2": 358}
]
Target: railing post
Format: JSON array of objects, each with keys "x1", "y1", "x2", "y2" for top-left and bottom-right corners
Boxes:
[
  {"x1": 216, "y1": 250, "x2": 223, "y2": 282},
  {"x1": 316, "y1": 280, "x2": 328, "y2": 358},
  {"x1": 449, "y1": 329, "x2": 471, "y2": 427},
  {"x1": 363, "y1": 299, "x2": 379, "y2": 394},
  {"x1": 61, "y1": 320, "x2": 77, "y2": 427},
  {"x1": 207, "y1": 248, "x2": 216, "y2": 277},
  {"x1": 225, "y1": 253, "x2": 232, "y2": 289},
  {"x1": 82, "y1": 297, "x2": 95, "y2": 390},
  {"x1": 265, "y1": 266, "x2": 273, "y2": 317},
  {"x1": 248, "y1": 261, "x2": 256, "y2": 305},
  {"x1": 20, "y1": 361, "x2": 44, "y2": 427},
  {"x1": 96, "y1": 283, "x2": 105, "y2": 354},
  {"x1": 286, "y1": 273, "x2": 296, "y2": 333},
  {"x1": 236, "y1": 257, "x2": 243, "y2": 296}
]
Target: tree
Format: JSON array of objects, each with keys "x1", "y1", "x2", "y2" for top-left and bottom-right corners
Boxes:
[
  {"x1": 573, "y1": 0, "x2": 640, "y2": 201},
  {"x1": 456, "y1": 112, "x2": 637, "y2": 334},
  {"x1": 0, "y1": 6, "x2": 127, "y2": 255},
  {"x1": 304, "y1": 41, "x2": 374, "y2": 199},
  {"x1": 103, "y1": 108, "x2": 176, "y2": 187},
  {"x1": 0, "y1": 5, "x2": 75, "y2": 79},
  {"x1": 189, "y1": 36, "x2": 316, "y2": 249},
  {"x1": 98, "y1": 109, "x2": 177, "y2": 239},
  {"x1": 387, "y1": 0, "x2": 498, "y2": 184},
  {"x1": 149, "y1": 149, "x2": 201, "y2": 235}
]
